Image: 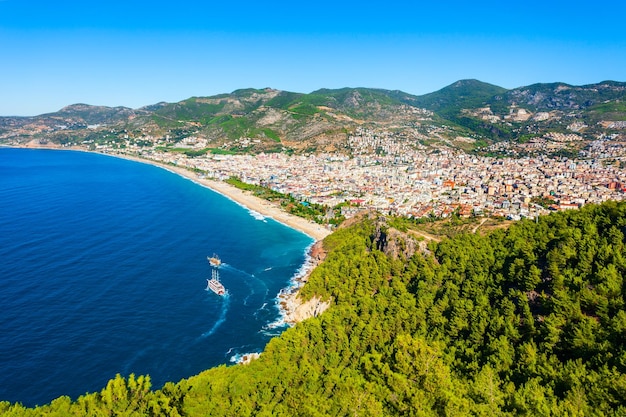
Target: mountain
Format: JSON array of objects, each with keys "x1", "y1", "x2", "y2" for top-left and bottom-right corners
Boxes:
[
  {"x1": 492, "y1": 81, "x2": 626, "y2": 112},
  {"x1": 463, "y1": 81, "x2": 626, "y2": 150},
  {"x1": 47, "y1": 104, "x2": 140, "y2": 125},
  {"x1": 1, "y1": 80, "x2": 625, "y2": 155},
  {"x1": 0, "y1": 86, "x2": 451, "y2": 152},
  {"x1": 410, "y1": 79, "x2": 508, "y2": 116}
]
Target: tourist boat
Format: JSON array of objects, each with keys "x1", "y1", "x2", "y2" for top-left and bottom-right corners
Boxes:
[
  {"x1": 207, "y1": 254, "x2": 222, "y2": 268},
  {"x1": 206, "y1": 269, "x2": 226, "y2": 296}
]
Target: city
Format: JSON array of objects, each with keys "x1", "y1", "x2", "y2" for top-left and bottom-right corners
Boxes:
[{"x1": 95, "y1": 125, "x2": 626, "y2": 223}]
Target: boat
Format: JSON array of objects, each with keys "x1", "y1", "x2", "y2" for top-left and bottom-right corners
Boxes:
[
  {"x1": 207, "y1": 254, "x2": 222, "y2": 268},
  {"x1": 206, "y1": 269, "x2": 226, "y2": 296}
]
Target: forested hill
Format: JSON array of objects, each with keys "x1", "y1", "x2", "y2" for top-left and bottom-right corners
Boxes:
[{"x1": 2, "y1": 202, "x2": 626, "y2": 415}]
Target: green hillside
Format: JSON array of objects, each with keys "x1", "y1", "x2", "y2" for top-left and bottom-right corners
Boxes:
[
  {"x1": 42, "y1": 104, "x2": 140, "y2": 125},
  {"x1": 406, "y1": 80, "x2": 512, "y2": 141},
  {"x1": 1, "y1": 80, "x2": 624, "y2": 152},
  {"x1": 3, "y1": 202, "x2": 625, "y2": 416},
  {"x1": 412, "y1": 79, "x2": 508, "y2": 116},
  {"x1": 142, "y1": 87, "x2": 442, "y2": 151}
]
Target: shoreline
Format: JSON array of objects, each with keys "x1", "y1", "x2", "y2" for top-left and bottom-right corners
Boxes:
[
  {"x1": 104, "y1": 152, "x2": 334, "y2": 328},
  {"x1": 102, "y1": 152, "x2": 332, "y2": 242},
  {"x1": 6, "y1": 145, "x2": 332, "y2": 329},
  {"x1": 4, "y1": 144, "x2": 331, "y2": 241},
  {"x1": 105, "y1": 152, "x2": 334, "y2": 326}
]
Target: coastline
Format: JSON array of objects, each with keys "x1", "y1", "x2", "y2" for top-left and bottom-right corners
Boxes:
[
  {"x1": 276, "y1": 240, "x2": 331, "y2": 325},
  {"x1": 105, "y1": 152, "x2": 332, "y2": 242},
  {"x1": 107, "y1": 152, "x2": 334, "y2": 326},
  {"x1": 3, "y1": 143, "x2": 331, "y2": 241},
  {"x1": 6, "y1": 145, "x2": 332, "y2": 330},
  {"x1": 106, "y1": 152, "x2": 334, "y2": 328}
]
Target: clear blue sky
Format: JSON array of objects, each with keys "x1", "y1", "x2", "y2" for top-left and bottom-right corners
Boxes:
[{"x1": 1, "y1": 0, "x2": 624, "y2": 116}]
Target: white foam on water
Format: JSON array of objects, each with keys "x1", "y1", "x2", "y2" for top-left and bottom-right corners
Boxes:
[
  {"x1": 200, "y1": 293, "x2": 230, "y2": 338},
  {"x1": 264, "y1": 242, "x2": 316, "y2": 329},
  {"x1": 248, "y1": 209, "x2": 267, "y2": 222},
  {"x1": 229, "y1": 351, "x2": 262, "y2": 364}
]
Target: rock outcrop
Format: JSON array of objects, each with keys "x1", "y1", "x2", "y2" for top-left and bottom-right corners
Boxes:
[
  {"x1": 279, "y1": 240, "x2": 331, "y2": 325},
  {"x1": 281, "y1": 295, "x2": 331, "y2": 324},
  {"x1": 370, "y1": 216, "x2": 422, "y2": 260}
]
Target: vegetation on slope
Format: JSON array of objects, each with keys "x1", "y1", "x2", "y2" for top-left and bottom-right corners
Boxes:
[
  {"x1": 3, "y1": 81, "x2": 624, "y2": 151},
  {"x1": 224, "y1": 177, "x2": 344, "y2": 225},
  {"x1": 411, "y1": 79, "x2": 508, "y2": 117},
  {"x1": 405, "y1": 80, "x2": 512, "y2": 141},
  {"x1": 492, "y1": 81, "x2": 626, "y2": 114},
  {"x1": 2, "y1": 202, "x2": 626, "y2": 416}
]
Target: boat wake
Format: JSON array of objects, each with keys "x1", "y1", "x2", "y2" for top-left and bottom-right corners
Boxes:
[
  {"x1": 221, "y1": 263, "x2": 252, "y2": 277},
  {"x1": 121, "y1": 347, "x2": 149, "y2": 376},
  {"x1": 222, "y1": 263, "x2": 269, "y2": 295},
  {"x1": 200, "y1": 293, "x2": 230, "y2": 338}
]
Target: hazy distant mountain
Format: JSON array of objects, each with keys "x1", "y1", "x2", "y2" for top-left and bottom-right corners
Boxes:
[
  {"x1": 48, "y1": 104, "x2": 141, "y2": 125},
  {"x1": 1, "y1": 80, "x2": 624, "y2": 153}
]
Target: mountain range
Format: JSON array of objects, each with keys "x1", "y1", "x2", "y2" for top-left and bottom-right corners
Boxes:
[{"x1": 1, "y1": 80, "x2": 625, "y2": 155}]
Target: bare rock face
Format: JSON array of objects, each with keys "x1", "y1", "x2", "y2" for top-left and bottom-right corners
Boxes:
[
  {"x1": 239, "y1": 352, "x2": 261, "y2": 365},
  {"x1": 370, "y1": 217, "x2": 420, "y2": 260},
  {"x1": 343, "y1": 90, "x2": 363, "y2": 108},
  {"x1": 283, "y1": 296, "x2": 331, "y2": 323},
  {"x1": 256, "y1": 107, "x2": 285, "y2": 126},
  {"x1": 309, "y1": 240, "x2": 326, "y2": 262},
  {"x1": 279, "y1": 240, "x2": 330, "y2": 325}
]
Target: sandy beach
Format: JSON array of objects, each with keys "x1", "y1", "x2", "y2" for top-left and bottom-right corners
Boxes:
[
  {"x1": 108, "y1": 152, "x2": 334, "y2": 328},
  {"x1": 106, "y1": 152, "x2": 332, "y2": 242},
  {"x1": 8, "y1": 143, "x2": 332, "y2": 241}
]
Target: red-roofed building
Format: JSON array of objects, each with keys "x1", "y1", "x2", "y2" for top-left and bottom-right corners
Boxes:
[{"x1": 443, "y1": 180, "x2": 455, "y2": 189}]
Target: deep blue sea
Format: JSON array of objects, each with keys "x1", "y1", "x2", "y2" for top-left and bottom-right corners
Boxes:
[{"x1": 0, "y1": 148, "x2": 313, "y2": 407}]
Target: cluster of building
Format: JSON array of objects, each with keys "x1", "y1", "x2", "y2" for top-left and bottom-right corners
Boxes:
[
  {"x1": 104, "y1": 128, "x2": 626, "y2": 222},
  {"x1": 481, "y1": 132, "x2": 626, "y2": 161},
  {"x1": 579, "y1": 135, "x2": 626, "y2": 160}
]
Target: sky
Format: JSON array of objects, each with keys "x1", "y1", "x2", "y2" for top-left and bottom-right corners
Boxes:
[{"x1": 1, "y1": 0, "x2": 625, "y2": 116}]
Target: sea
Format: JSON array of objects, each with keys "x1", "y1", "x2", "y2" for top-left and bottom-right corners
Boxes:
[{"x1": 0, "y1": 148, "x2": 313, "y2": 407}]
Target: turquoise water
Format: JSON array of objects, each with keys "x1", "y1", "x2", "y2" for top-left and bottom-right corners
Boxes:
[{"x1": 0, "y1": 148, "x2": 313, "y2": 407}]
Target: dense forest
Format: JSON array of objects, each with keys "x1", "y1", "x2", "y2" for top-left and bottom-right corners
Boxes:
[{"x1": 2, "y1": 202, "x2": 625, "y2": 416}]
